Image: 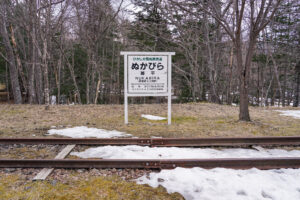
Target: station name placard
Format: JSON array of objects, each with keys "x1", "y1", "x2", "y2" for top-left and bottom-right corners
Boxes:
[
  {"x1": 121, "y1": 52, "x2": 175, "y2": 125},
  {"x1": 128, "y1": 55, "x2": 168, "y2": 94}
]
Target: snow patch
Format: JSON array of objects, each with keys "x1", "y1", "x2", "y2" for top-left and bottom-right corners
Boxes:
[
  {"x1": 141, "y1": 114, "x2": 166, "y2": 120},
  {"x1": 72, "y1": 145, "x2": 300, "y2": 199},
  {"x1": 71, "y1": 145, "x2": 300, "y2": 159},
  {"x1": 137, "y1": 167, "x2": 300, "y2": 200},
  {"x1": 47, "y1": 126, "x2": 132, "y2": 138},
  {"x1": 150, "y1": 136, "x2": 163, "y2": 138},
  {"x1": 276, "y1": 110, "x2": 300, "y2": 119}
]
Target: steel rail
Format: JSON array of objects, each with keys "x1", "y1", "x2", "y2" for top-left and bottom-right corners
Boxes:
[
  {"x1": 1, "y1": 136, "x2": 300, "y2": 147},
  {"x1": 151, "y1": 137, "x2": 300, "y2": 147},
  {"x1": 1, "y1": 158, "x2": 300, "y2": 170},
  {"x1": 0, "y1": 138, "x2": 151, "y2": 145}
]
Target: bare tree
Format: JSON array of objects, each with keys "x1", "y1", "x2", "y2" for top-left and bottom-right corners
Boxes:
[
  {"x1": 1, "y1": 0, "x2": 296, "y2": 109},
  {"x1": 0, "y1": 1, "x2": 22, "y2": 103},
  {"x1": 172, "y1": 0, "x2": 283, "y2": 120},
  {"x1": 72, "y1": 0, "x2": 123, "y2": 104}
]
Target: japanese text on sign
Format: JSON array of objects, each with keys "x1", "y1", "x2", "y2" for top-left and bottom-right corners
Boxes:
[{"x1": 128, "y1": 55, "x2": 168, "y2": 94}]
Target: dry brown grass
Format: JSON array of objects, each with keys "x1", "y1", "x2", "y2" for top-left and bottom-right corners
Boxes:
[{"x1": 0, "y1": 103, "x2": 299, "y2": 138}]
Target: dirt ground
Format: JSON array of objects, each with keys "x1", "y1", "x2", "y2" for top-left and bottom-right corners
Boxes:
[{"x1": 0, "y1": 103, "x2": 299, "y2": 199}]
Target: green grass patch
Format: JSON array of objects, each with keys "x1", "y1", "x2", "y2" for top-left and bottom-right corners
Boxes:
[
  {"x1": 128, "y1": 115, "x2": 197, "y2": 124},
  {"x1": 0, "y1": 175, "x2": 183, "y2": 200},
  {"x1": 173, "y1": 116, "x2": 197, "y2": 123},
  {"x1": 2, "y1": 109, "x2": 25, "y2": 115}
]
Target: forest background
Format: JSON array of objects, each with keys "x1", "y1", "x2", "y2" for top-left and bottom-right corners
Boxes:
[{"x1": 0, "y1": 0, "x2": 299, "y2": 121}]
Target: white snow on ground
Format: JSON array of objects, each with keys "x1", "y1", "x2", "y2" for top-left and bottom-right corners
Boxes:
[
  {"x1": 276, "y1": 110, "x2": 300, "y2": 119},
  {"x1": 71, "y1": 145, "x2": 300, "y2": 159},
  {"x1": 137, "y1": 167, "x2": 300, "y2": 200},
  {"x1": 141, "y1": 114, "x2": 166, "y2": 120},
  {"x1": 47, "y1": 126, "x2": 132, "y2": 138},
  {"x1": 72, "y1": 146, "x2": 300, "y2": 199}
]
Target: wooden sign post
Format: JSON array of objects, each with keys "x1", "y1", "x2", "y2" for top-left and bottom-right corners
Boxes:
[{"x1": 121, "y1": 52, "x2": 175, "y2": 125}]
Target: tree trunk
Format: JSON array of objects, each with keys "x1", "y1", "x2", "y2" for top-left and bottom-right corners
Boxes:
[
  {"x1": 10, "y1": 25, "x2": 28, "y2": 97},
  {"x1": 282, "y1": 65, "x2": 287, "y2": 106},
  {"x1": 236, "y1": 40, "x2": 252, "y2": 121},
  {"x1": 70, "y1": 51, "x2": 82, "y2": 104},
  {"x1": 56, "y1": 55, "x2": 61, "y2": 104},
  {"x1": 293, "y1": 62, "x2": 300, "y2": 107},
  {"x1": 42, "y1": 39, "x2": 50, "y2": 106},
  {"x1": 28, "y1": 0, "x2": 37, "y2": 104},
  {"x1": 226, "y1": 47, "x2": 234, "y2": 105},
  {"x1": 5, "y1": 61, "x2": 10, "y2": 101},
  {"x1": 117, "y1": 44, "x2": 120, "y2": 104},
  {"x1": 28, "y1": 63, "x2": 36, "y2": 103},
  {"x1": 204, "y1": 15, "x2": 219, "y2": 104},
  {"x1": 35, "y1": 62, "x2": 44, "y2": 104},
  {"x1": 94, "y1": 77, "x2": 101, "y2": 104},
  {"x1": 270, "y1": 54, "x2": 282, "y2": 106},
  {"x1": 0, "y1": 14, "x2": 22, "y2": 104},
  {"x1": 239, "y1": 78, "x2": 250, "y2": 121},
  {"x1": 86, "y1": 63, "x2": 91, "y2": 104}
]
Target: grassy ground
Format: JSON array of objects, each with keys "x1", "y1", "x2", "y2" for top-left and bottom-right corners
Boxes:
[
  {"x1": 0, "y1": 174, "x2": 183, "y2": 200},
  {"x1": 0, "y1": 144, "x2": 62, "y2": 159},
  {"x1": 0, "y1": 103, "x2": 299, "y2": 199},
  {"x1": 0, "y1": 103, "x2": 299, "y2": 138}
]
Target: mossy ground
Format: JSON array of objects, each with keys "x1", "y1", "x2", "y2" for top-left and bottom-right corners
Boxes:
[{"x1": 0, "y1": 174, "x2": 183, "y2": 200}]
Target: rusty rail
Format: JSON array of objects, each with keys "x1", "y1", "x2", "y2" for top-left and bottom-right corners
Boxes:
[
  {"x1": 1, "y1": 136, "x2": 300, "y2": 147},
  {"x1": 1, "y1": 157, "x2": 300, "y2": 170},
  {"x1": 151, "y1": 137, "x2": 300, "y2": 147},
  {"x1": 0, "y1": 138, "x2": 151, "y2": 146}
]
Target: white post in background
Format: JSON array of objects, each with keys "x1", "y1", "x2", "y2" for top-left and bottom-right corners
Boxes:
[
  {"x1": 124, "y1": 55, "x2": 128, "y2": 124},
  {"x1": 168, "y1": 55, "x2": 172, "y2": 125},
  {"x1": 125, "y1": 95, "x2": 128, "y2": 124}
]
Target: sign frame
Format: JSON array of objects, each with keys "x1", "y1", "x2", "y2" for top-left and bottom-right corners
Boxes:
[{"x1": 121, "y1": 51, "x2": 175, "y2": 125}]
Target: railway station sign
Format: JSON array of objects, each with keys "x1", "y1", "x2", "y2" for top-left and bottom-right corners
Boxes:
[
  {"x1": 128, "y1": 55, "x2": 168, "y2": 94},
  {"x1": 121, "y1": 52, "x2": 175, "y2": 125}
]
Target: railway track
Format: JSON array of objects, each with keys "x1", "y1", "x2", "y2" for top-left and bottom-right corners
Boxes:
[
  {"x1": 1, "y1": 136, "x2": 300, "y2": 172},
  {"x1": 1, "y1": 157, "x2": 300, "y2": 170},
  {"x1": 1, "y1": 136, "x2": 300, "y2": 147}
]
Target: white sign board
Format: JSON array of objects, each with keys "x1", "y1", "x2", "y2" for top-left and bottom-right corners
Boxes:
[
  {"x1": 121, "y1": 52, "x2": 175, "y2": 125},
  {"x1": 128, "y1": 55, "x2": 168, "y2": 94}
]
